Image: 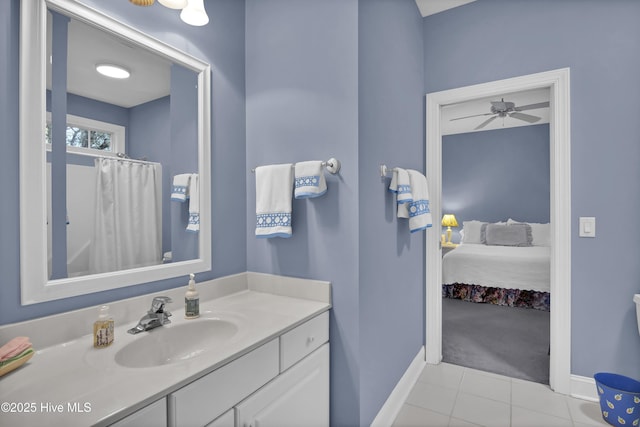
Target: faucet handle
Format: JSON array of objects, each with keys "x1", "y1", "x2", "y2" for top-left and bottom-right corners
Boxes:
[{"x1": 151, "y1": 296, "x2": 173, "y2": 313}]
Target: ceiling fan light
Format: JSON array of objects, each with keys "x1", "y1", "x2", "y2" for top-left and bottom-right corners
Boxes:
[
  {"x1": 180, "y1": 0, "x2": 209, "y2": 26},
  {"x1": 96, "y1": 64, "x2": 130, "y2": 79},
  {"x1": 158, "y1": 0, "x2": 187, "y2": 9}
]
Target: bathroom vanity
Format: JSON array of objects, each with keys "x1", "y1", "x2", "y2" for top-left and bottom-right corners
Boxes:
[{"x1": 0, "y1": 273, "x2": 331, "y2": 427}]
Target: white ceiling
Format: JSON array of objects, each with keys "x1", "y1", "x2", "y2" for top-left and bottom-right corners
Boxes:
[
  {"x1": 414, "y1": 0, "x2": 476, "y2": 17},
  {"x1": 440, "y1": 88, "x2": 551, "y2": 135},
  {"x1": 47, "y1": 13, "x2": 171, "y2": 109}
]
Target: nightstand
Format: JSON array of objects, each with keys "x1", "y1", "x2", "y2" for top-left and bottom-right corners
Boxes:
[{"x1": 441, "y1": 242, "x2": 458, "y2": 256}]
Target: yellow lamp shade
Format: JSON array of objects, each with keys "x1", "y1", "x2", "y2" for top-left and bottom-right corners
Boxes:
[{"x1": 441, "y1": 214, "x2": 458, "y2": 228}]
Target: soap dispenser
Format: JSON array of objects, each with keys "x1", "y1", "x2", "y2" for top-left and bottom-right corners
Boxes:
[
  {"x1": 185, "y1": 273, "x2": 200, "y2": 319},
  {"x1": 93, "y1": 305, "x2": 114, "y2": 348}
]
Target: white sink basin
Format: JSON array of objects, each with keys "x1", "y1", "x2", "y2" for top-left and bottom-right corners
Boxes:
[{"x1": 115, "y1": 318, "x2": 239, "y2": 368}]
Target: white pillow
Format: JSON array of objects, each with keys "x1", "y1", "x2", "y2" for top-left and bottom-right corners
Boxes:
[
  {"x1": 462, "y1": 220, "x2": 487, "y2": 244},
  {"x1": 507, "y1": 218, "x2": 550, "y2": 246}
]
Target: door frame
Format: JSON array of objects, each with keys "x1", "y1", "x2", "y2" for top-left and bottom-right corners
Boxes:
[{"x1": 425, "y1": 68, "x2": 571, "y2": 393}]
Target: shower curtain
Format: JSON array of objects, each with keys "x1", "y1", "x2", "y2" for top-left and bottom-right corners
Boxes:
[{"x1": 89, "y1": 158, "x2": 162, "y2": 274}]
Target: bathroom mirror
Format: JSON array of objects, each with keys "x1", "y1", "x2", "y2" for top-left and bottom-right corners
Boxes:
[{"x1": 20, "y1": 0, "x2": 211, "y2": 304}]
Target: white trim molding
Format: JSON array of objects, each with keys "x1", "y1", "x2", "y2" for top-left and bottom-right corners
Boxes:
[
  {"x1": 371, "y1": 346, "x2": 426, "y2": 427},
  {"x1": 425, "y1": 68, "x2": 572, "y2": 394},
  {"x1": 570, "y1": 375, "x2": 599, "y2": 402},
  {"x1": 20, "y1": 0, "x2": 212, "y2": 304}
]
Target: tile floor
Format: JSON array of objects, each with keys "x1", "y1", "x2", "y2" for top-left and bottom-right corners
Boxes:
[{"x1": 392, "y1": 363, "x2": 609, "y2": 427}]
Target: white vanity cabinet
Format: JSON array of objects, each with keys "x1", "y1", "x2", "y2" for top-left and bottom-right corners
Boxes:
[
  {"x1": 168, "y1": 339, "x2": 280, "y2": 427},
  {"x1": 110, "y1": 398, "x2": 167, "y2": 427},
  {"x1": 235, "y1": 343, "x2": 329, "y2": 427},
  {"x1": 164, "y1": 311, "x2": 329, "y2": 427}
]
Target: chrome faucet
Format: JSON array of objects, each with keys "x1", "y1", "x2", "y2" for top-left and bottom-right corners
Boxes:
[{"x1": 127, "y1": 296, "x2": 173, "y2": 334}]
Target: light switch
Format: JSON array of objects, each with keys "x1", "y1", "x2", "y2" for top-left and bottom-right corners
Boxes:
[{"x1": 579, "y1": 217, "x2": 596, "y2": 237}]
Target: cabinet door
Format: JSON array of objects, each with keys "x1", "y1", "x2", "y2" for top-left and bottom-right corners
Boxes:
[
  {"x1": 236, "y1": 343, "x2": 329, "y2": 427},
  {"x1": 109, "y1": 398, "x2": 167, "y2": 427}
]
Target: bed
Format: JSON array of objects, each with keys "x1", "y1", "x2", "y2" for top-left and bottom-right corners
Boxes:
[{"x1": 442, "y1": 219, "x2": 551, "y2": 311}]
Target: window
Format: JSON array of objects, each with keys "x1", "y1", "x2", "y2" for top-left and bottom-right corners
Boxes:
[{"x1": 45, "y1": 113, "x2": 125, "y2": 156}]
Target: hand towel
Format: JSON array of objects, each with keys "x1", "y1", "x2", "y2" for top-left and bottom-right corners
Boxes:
[
  {"x1": 401, "y1": 169, "x2": 432, "y2": 233},
  {"x1": 186, "y1": 174, "x2": 199, "y2": 232},
  {"x1": 294, "y1": 161, "x2": 327, "y2": 199},
  {"x1": 388, "y1": 168, "x2": 413, "y2": 204},
  {"x1": 0, "y1": 337, "x2": 32, "y2": 362},
  {"x1": 255, "y1": 164, "x2": 294, "y2": 238},
  {"x1": 171, "y1": 173, "x2": 191, "y2": 202}
]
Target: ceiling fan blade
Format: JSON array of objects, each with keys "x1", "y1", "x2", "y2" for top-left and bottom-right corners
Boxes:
[
  {"x1": 515, "y1": 101, "x2": 549, "y2": 111},
  {"x1": 474, "y1": 115, "x2": 498, "y2": 130},
  {"x1": 509, "y1": 112, "x2": 541, "y2": 123},
  {"x1": 450, "y1": 112, "x2": 493, "y2": 121}
]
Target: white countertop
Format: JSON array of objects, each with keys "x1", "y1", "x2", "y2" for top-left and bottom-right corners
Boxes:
[{"x1": 0, "y1": 274, "x2": 330, "y2": 426}]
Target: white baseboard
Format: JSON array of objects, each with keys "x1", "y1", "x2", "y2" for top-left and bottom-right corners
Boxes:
[
  {"x1": 570, "y1": 374, "x2": 599, "y2": 402},
  {"x1": 371, "y1": 346, "x2": 426, "y2": 427}
]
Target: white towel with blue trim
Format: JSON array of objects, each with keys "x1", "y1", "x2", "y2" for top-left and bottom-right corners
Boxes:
[
  {"x1": 397, "y1": 169, "x2": 432, "y2": 233},
  {"x1": 171, "y1": 173, "x2": 191, "y2": 201},
  {"x1": 255, "y1": 164, "x2": 294, "y2": 238},
  {"x1": 186, "y1": 174, "x2": 199, "y2": 232},
  {"x1": 389, "y1": 168, "x2": 413, "y2": 204},
  {"x1": 294, "y1": 161, "x2": 326, "y2": 199}
]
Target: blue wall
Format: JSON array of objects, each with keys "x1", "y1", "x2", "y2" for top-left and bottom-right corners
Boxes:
[
  {"x1": 0, "y1": 0, "x2": 247, "y2": 324},
  {"x1": 245, "y1": 1, "x2": 361, "y2": 425},
  {"x1": 443, "y1": 124, "x2": 550, "y2": 243},
  {"x1": 425, "y1": 0, "x2": 640, "y2": 380},
  {"x1": 358, "y1": 0, "x2": 425, "y2": 424},
  {"x1": 245, "y1": 0, "x2": 425, "y2": 424}
]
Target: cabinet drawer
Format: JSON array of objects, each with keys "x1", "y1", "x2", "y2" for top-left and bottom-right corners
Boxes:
[
  {"x1": 280, "y1": 311, "x2": 329, "y2": 371},
  {"x1": 110, "y1": 398, "x2": 167, "y2": 427},
  {"x1": 206, "y1": 408, "x2": 234, "y2": 427},
  {"x1": 168, "y1": 339, "x2": 279, "y2": 427}
]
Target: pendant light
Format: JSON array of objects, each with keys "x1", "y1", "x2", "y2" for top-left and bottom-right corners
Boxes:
[
  {"x1": 158, "y1": 0, "x2": 188, "y2": 9},
  {"x1": 180, "y1": 0, "x2": 209, "y2": 26}
]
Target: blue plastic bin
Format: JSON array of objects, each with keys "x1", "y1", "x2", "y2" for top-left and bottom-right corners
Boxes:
[{"x1": 594, "y1": 372, "x2": 640, "y2": 427}]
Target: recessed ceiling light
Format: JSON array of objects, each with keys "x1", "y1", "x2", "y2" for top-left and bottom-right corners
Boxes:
[{"x1": 96, "y1": 64, "x2": 131, "y2": 79}]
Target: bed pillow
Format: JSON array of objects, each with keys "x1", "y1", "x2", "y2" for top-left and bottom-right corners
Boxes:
[
  {"x1": 507, "y1": 218, "x2": 550, "y2": 246},
  {"x1": 461, "y1": 220, "x2": 487, "y2": 244},
  {"x1": 483, "y1": 223, "x2": 533, "y2": 247}
]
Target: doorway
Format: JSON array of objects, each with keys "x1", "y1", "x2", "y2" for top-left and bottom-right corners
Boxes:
[{"x1": 424, "y1": 69, "x2": 571, "y2": 394}]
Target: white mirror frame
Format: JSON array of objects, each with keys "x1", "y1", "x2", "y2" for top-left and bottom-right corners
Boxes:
[{"x1": 20, "y1": 0, "x2": 212, "y2": 304}]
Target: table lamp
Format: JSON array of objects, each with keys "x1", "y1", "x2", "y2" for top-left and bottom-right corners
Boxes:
[{"x1": 441, "y1": 214, "x2": 458, "y2": 244}]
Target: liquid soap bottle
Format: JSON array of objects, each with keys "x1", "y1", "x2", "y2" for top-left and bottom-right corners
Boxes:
[
  {"x1": 185, "y1": 273, "x2": 200, "y2": 319},
  {"x1": 93, "y1": 305, "x2": 114, "y2": 348}
]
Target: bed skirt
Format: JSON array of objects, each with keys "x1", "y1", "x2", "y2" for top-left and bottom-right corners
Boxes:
[{"x1": 442, "y1": 283, "x2": 550, "y2": 311}]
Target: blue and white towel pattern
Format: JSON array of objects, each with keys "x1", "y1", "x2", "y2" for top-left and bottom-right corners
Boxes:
[
  {"x1": 390, "y1": 168, "x2": 432, "y2": 233},
  {"x1": 389, "y1": 168, "x2": 412, "y2": 204},
  {"x1": 186, "y1": 174, "x2": 199, "y2": 233},
  {"x1": 255, "y1": 163, "x2": 294, "y2": 238},
  {"x1": 171, "y1": 174, "x2": 191, "y2": 201},
  {"x1": 294, "y1": 161, "x2": 327, "y2": 198}
]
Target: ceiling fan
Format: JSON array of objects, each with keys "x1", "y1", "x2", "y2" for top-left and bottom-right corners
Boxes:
[{"x1": 450, "y1": 98, "x2": 550, "y2": 130}]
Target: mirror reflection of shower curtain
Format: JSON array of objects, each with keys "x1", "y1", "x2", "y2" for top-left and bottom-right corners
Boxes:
[{"x1": 89, "y1": 158, "x2": 162, "y2": 274}]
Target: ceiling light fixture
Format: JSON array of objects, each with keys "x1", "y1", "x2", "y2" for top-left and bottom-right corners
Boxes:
[
  {"x1": 180, "y1": 0, "x2": 209, "y2": 26},
  {"x1": 129, "y1": 0, "x2": 155, "y2": 5},
  {"x1": 96, "y1": 64, "x2": 131, "y2": 79},
  {"x1": 158, "y1": 0, "x2": 187, "y2": 9}
]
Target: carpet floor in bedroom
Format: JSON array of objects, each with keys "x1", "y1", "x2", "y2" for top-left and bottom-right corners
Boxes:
[{"x1": 442, "y1": 297, "x2": 550, "y2": 384}]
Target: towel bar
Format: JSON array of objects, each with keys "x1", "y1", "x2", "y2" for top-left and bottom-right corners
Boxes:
[
  {"x1": 379, "y1": 164, "x2": 396, "y2": 177},
  {"x1": 251, "y1": 158, "x2": 341, "y2": 174}
]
